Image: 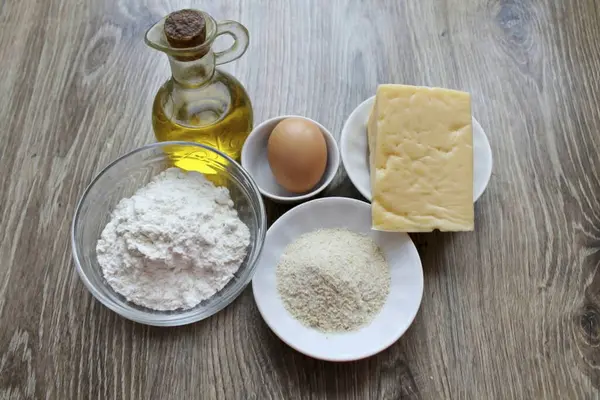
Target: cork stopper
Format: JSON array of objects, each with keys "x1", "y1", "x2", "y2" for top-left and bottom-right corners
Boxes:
[{"x1": 164, "y1": 9, "x2": 207, "y2": 58}]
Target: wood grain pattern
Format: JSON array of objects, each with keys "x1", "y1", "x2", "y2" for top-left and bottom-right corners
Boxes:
[{"x1": 0, "y1": 0, "x2": 599, "y2": 398}]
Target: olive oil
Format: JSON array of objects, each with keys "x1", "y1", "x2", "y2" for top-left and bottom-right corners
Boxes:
[
  {"x1": 152, "y1": 71, "x2": 253, "y2": 172},
  {"x1": 145, "y1": 9, "x2": 253, "y2": 173}
]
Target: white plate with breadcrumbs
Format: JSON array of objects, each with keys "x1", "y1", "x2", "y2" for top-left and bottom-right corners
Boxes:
[
  {"x1": 340, "y1": 95, "x2": 493, "y2": 202},
  {"x1": 252, "y1": 197, "x2": 423, "y2": 361}
]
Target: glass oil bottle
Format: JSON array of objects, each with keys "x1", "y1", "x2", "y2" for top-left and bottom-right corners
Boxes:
[{"x1": 145, "y1": 9, "x2": 253, "y2": 172}]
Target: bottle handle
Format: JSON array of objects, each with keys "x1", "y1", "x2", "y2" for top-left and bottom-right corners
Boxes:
[{"x1": 214, "y1": 21, "x2": 249, "y2": 66}]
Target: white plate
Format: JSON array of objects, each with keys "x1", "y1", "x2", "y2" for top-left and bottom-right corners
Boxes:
[
  {"x1": 340, "y1": 96, "x2": 493, "y2": 202},
  {"x1": 252, "y1": 197, "x2": 423, "y2": 361}
]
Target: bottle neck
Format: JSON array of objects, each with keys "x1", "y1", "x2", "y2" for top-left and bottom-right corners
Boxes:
[{"x1": 168, "y1": 51, "x2": 216, "y2": 88}]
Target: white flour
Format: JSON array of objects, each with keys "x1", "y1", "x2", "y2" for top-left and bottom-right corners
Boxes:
[{"x1": 96, "y1": 167, "x2": 250, "y2": 311}]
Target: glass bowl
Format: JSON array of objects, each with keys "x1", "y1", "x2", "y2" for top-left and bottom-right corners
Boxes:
[{"x1": 71, "y1": 141, "x2": 267, "y2": 326}]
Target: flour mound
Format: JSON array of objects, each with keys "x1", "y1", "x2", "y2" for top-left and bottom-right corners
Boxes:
[{"x1": 96, "y1": 168, "x2": 250, "y2": 311}]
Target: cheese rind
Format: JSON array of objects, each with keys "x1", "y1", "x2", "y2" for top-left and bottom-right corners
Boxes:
[{"x1": 369, "y1": 84, "x2": 474, "y2": 232}]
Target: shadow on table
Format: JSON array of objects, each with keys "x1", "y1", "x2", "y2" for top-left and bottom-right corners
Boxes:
[
  {"x1": 410, "y1": 231, "x2": 455, "y2": 278},
  {"x1": 258, "y1": 317, "x2": 425, "y2": 399}
]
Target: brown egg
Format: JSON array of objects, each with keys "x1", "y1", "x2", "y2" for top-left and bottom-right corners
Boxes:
[{"x1": 267, "y1": 118, "x2": 328, "y2": 193}]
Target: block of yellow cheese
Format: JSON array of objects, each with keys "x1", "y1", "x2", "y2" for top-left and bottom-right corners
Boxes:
[{"x1": 368, "y1": 84, "x2": 474, "y2": 232}]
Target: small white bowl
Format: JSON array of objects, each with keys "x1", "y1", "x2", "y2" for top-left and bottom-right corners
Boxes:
[
  {"x1": 241, "y1": 115, "x2": 340, "y2": 204},
  {"x1": 252, "y1": 197, "x2": 423, "y2": 361}
]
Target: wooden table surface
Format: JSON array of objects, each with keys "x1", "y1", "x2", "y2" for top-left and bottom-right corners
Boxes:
[{"x1": 1, "y1": 0, "x2": 599, "y2": 398}]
